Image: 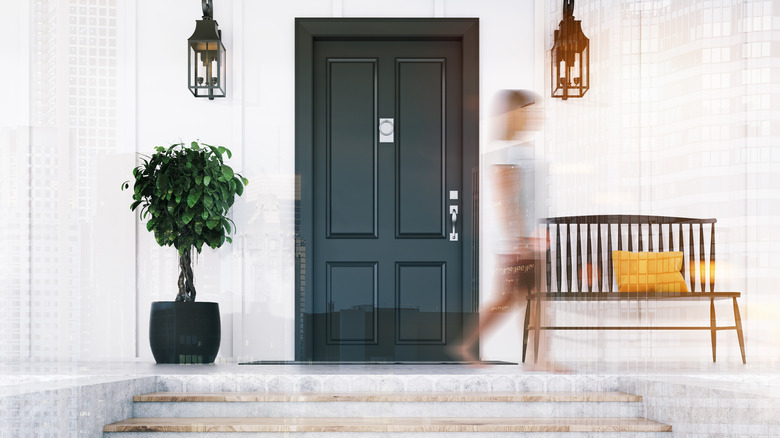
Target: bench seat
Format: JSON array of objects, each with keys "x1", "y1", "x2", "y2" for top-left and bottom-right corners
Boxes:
[{"x1": 530, "y1": 291, "x2": 740, "y2": 301}]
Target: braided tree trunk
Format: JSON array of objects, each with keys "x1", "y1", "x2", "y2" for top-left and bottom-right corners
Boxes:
[{"x1": 176, "y1": 247, "x2": 197, "y2": 302}]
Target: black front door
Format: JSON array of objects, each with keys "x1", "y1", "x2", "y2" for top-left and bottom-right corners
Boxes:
[{"x1": 295, "y1": 19, "x2": 479, "y2": 362}]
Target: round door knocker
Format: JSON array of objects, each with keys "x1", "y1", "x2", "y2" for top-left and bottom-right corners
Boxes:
[{"x1": 379, "y1": 119, "x2": 394, "y2": 136}]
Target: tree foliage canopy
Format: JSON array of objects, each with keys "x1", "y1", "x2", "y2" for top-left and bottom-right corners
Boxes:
[{"x1": 123, "y1": 141, "x2": 248, "y2": 255}]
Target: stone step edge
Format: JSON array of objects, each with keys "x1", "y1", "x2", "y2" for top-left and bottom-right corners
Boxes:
[
  {"x1": 133, "y1": 391, "x2": 642, "y2": 403},
  {"x1": 104, "y1": 416, "x2": 671, "y2": 433}
]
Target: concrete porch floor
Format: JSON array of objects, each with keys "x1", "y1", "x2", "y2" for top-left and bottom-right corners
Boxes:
[{"x1": 1, "y1": 356, "x2": 777, "y2": 381}]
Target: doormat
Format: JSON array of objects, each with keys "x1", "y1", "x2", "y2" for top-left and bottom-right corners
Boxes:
[{"x1": 239, "y1": 360, "x2": 517, "y2": 365}]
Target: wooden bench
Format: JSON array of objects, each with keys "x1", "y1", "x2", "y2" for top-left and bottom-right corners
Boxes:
[{"x1": 522, "y1": 215, "x2": 746, "y2": 364}]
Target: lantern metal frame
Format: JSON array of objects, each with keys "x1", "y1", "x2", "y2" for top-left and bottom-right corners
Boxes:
[
  {"x1": 188, "y1": 0, "x2": 226, "y2": 100},
  {"x1": 551, "y1": 0, "x2": 589, "y2": 100}
]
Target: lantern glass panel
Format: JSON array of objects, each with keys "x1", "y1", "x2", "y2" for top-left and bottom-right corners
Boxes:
[
  {"x1": 188, "y1": 40, "x2": 226, "y2": 99},
  {"x1": 551, "y1": 38, "x2": 588, "y2": 99}
]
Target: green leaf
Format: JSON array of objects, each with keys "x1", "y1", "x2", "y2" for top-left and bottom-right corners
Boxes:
[
  {"x1": 191, "y1": 141, "x2": 200, "y2": 150},
  {"x1": 201, "y1": 211, "x2": 209, "y2": 220},
  {"x1": 217, "y1": 146, "x2": 230, "y2": 159},
  {"x1": 235, "y1": 178, "x2": 244, "y2": 196},
  {"x1": 222, "y1": 219, "x2": 232, "y2": 234},
  {"x1": 130, "y1": 200, "x2": 142, "y2": 211},
  {"x1": 182, "y1": 210, "x2": 195, "y2": 224},
  {"x1": 134, "y1": 181, "x2": 147, "y2": 196},
  {"x1": 146, "y1": 217, "x2": 157, "y2": 232},
  {"x1": 206, "y1": 218, "x2": 220, "y2": 229},
  {"x1": 156, "y1": 173, "x2": 169, "y2": 191},
  {"x1": 203, "y1": 175, "x2": 211, "y2": 186},
  {"x1": 242, "y1": 177, "x2": 249, "y2": 186},
  {"x1": 187, "y1": 191, "x2": 202, "y2": 208},
  {"x1": 221, "y1": 165, "x2": 234, "y2": 180},
  {"x1": 203, "y1": 196, "x2": 214, "y2": 209}
]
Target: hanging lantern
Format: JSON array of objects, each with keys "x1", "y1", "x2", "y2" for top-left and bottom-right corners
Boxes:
[
  {"x1": 188, "y1": 0, "x2": 226, "y2": 100},
  {"x1": 551, "y1": 0, "x2": 589, "y2": 100}
]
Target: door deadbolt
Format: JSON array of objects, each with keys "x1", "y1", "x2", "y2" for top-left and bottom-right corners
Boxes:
[{"x1": 379, "y1": 118, "x2": 394, "y2": 143}]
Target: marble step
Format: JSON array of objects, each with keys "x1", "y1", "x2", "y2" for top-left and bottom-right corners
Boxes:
[
  {"x1": 130, "y1": 391, "x2": 645, "y2": 418},
  {"x1": 623, "y1": 379, "x2": 780, "y2": 436},
  {"x1": 103, "y1": 416, "x2": 672, "y2": 434},
  {"x1": 134, "y1": 391, "x2": 643, "y2": 402}
]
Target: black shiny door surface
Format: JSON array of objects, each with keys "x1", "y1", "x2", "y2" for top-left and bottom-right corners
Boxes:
[{"x1": 309, "y1": 39, "x2": 464, "y2": 361}]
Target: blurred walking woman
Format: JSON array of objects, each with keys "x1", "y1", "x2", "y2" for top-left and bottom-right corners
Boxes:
[{"x1": 455, "y1": 90, "x2": 551, "y2": 369}]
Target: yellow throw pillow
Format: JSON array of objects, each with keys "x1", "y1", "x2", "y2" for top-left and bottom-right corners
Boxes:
[{"x1": 612, "y1": 251, "x2": 689, "y2": 293}]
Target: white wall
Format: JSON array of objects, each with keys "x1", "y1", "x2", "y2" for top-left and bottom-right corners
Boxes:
[
  {"x1": 132, "y1": 0, "x2": 537, "y2": 362},
  {"x1": 2, "y1": 0, "x2": 138, "y2": 360}
]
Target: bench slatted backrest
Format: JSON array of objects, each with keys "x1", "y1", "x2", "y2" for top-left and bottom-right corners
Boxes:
[{"x1": 541, "y1": 215, "x2": 717, "y2": 293}]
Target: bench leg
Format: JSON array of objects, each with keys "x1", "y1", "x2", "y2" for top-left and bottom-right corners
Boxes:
[
  {"x1": 533, "y1": 294, "x2": 542, "y2": 363},
  {"x1": 733, "y1": 297, "x2": 746, "y2": 364},
  {"x1": 710, "y1": 298, "x2": 717, "y2": 362},
  {"x1": 521, "y1": 296, "x2": 532, "y2": 363}
]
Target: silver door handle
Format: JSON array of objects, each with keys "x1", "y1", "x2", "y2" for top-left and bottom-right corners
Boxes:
[{"x1": 449, "y1": 205, "x2": 458, "y2": 241}]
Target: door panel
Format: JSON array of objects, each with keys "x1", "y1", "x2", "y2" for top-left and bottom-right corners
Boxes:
[
  {"x1": 311, "y1": 39, "x2": 464, "y2": 361},
  {"x1": 397, "y1": 59, "x2": 446, "y2": 238},
  {"x1": 396, "y1": 262, "x2": 446, "y2": 343},
  {"x1": 327, "y1": 59, "x2": 378, "y2": 238},
  {"x1": 326, "y1": 262, "x2": 378, "y2": 344}
]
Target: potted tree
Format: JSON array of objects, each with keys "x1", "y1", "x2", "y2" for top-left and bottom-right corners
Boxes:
[{"x1": 123, "y1": 141, "x2": 247, "y2": 364}]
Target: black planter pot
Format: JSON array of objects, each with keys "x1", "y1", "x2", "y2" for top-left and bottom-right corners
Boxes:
[{"x1": 149, "y1": 301, "x2": 221, "y2": 364}]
